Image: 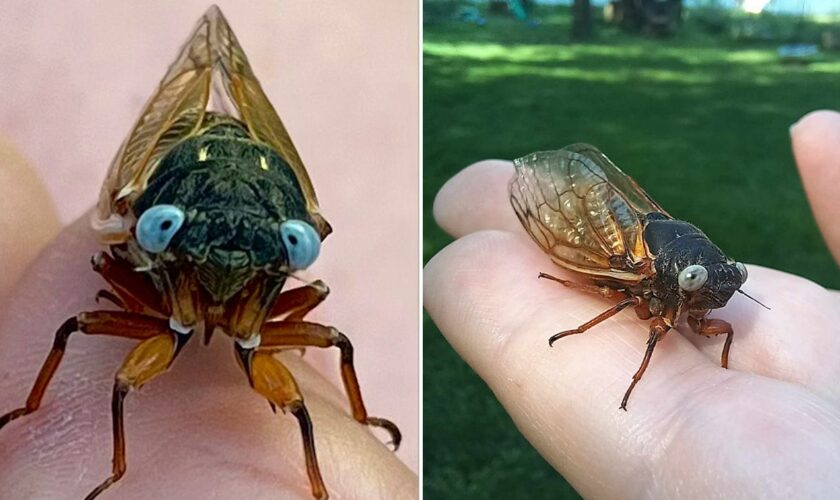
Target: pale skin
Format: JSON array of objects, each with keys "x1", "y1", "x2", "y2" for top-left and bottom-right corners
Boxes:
[
  {"x1": 425, "y1": 110, "x2": 840, "y2": 499},
  {"x1": 0, "y1": 143, "x2": 417, "y2": 498}
]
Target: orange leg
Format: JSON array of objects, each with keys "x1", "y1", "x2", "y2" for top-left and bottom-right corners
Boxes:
[
  {"x1": 634, "y1": 299, "x2": 653, "y2": 320},
  {"x1": 95, "y1": 289, "x2": 129, "y2": 310},
  {"x1": 260, "y1": 321, "x2": 401, "y2": 450},
  {"x1": 91, "y1": 252, "x2": 165, "y2": 315},
  {"x1": 266, "y1": 280, "x2": 330, "y2": 357},
  {"x1": 268, "y1": 280, "x2": 330, "y2": 322},
  {"x1": 620, "y1": 316, "x2": 672, "y2": 411},
  {"x1": 688, "y1": 316, "x2": 734, "y2": 369},
  {"x1": 548, "y1": 297, "x2": 641, "y2": 346},
  {"x1": 85, "y1": 332, "x2": 183, "y2": 500},
  {"x1": 538, "y1": 272, "x2": 619, "y2": 298},
  {"x1": 242, "y1": 350, "x2": 328, "y2": 500},
  {"x1": 0, "y1": 311, "x2": 174, "y2": 429}
]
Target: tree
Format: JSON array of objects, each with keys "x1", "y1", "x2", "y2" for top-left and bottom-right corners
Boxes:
[{"x1": 571, "y1": 0, "x2": 593, "y2": 40}]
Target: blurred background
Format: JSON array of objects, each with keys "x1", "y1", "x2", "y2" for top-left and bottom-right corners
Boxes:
[{"x1": 424, "y1": 0, "x2": 840, "y2": 498}]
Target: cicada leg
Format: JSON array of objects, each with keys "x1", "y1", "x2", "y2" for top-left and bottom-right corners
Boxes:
[
  {"x1": 0, "y1": 311, "x2": 177, "y2": 430},
  {"x1": 687, "y1": 315, "x2": 734, "y2": 369},
  {"x1": 538, "y1": 272, "x2": 619, "y2": 299},
  {"x1": 268, "y1": 280, "x2": 330, "y2": 322},
  {"x1": 260, "y1": 321, "x2": 402, "y2": 451},
  {"x1": 548, "y1": 296, "x2": 641, "y2": 346},
  {"x1": 95, "y1": 289, "x2": 129, "y2": 310},
  {"x1": 85, "y1": 330, "x2": 188, "y2": 500},
  {"x1": 237, "y1": 348, "x2": 328, "y2": 500},
  {"x1": 91, "y1": 251, "x2": 165, "y2": 315},
  {"x1": 266, "y1": 280, "x2": 330, "y2": 357},
  {"x1": 634, "y1": 299, "x2": 653, "y2": 320},
  {"x1": 620, "y1": 316, "x2": 672, "y2": 411}
]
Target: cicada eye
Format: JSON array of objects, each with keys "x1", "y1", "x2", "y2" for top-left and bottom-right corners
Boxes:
[
  {"x1": 736, "y1": 262, "x2": 748, "y2": 283},
  {"x1": 136, "y1": 205, "x2": 185, "y2": 253},
  {"x1": 280, "y1": 220, "x2": 321, "y2": 270},
  {"x1": 678, "y1": 264, "x2": 708, "y2": 292}
]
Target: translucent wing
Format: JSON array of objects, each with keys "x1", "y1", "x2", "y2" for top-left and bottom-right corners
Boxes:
[
  {"x1": 94, "y1": 6, "x2": 330, "y2": 242},
  {"x1": 209, "y1": 7, "x2": 330, "y2": 239},
  {"x1": 563, "y1": 143, "x2": 667, "y2": 216},
  {"x1": 510, "y1": 144, "x2": 668, "y2": 281}
]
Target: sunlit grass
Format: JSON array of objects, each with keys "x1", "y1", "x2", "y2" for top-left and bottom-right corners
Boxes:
[{"x1": 462, "y1": 64, "x2": 717, "y2": 84}]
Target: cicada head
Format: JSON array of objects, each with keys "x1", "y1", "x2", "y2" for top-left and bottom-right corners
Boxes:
[
  {"x1": 128, "y1": 124, "x2": 323, "y2": 304},
  {"x1": 674, "y1": 259, "x2": 747, "y2": 310},
  {"x1": 647, "y1": 218, "x2": 748, "y2": 312}
]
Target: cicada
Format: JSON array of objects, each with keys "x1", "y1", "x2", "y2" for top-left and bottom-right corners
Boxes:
[
  {"x1": 510, "y1": 143, "x2": 757, "y2": 410},
  {"x1": 0, "y1": 6, "x2": 399, "y2": 499}
]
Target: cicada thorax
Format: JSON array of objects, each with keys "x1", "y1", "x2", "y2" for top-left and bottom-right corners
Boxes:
[
  {"x1": 642, "y1": 213, "x2": 743, "y2": 314},
  {"x1": 120, "y1": 116, "x2": 311, "y2": 337}
]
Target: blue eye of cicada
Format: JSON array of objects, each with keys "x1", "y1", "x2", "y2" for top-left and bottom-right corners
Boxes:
[
  {"x1": 136, "y1": 205, "x2": 185, "y2": 253},
  {"x1": 280, "y1": 220, "x2": 320, "y2": 270}
]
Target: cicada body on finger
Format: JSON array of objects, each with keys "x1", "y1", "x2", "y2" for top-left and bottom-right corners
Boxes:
[
  {"x1": 0, "y1": 7, "x2": 399, "y2": 499},
  {"x1": 510, "y1": 143, "x2": 752, "y2": 410}
]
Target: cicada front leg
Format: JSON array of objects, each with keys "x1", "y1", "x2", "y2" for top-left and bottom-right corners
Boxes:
[
  {"x1": 633, "y1": 298, "x2": 653, "y2": 320},
  {"x1": 85, "y1": 330, "x2": 189, "y2": 500},
  {"x1": 265, "y1": 280, "x2": 330, "y2": 358},
  {"x1": 237, "y1": 348, "x2": 328, "y2": 500},
  {"x1": 260, "y1": 321, "x2": 402, "y2": 450},
  {"x1": 268, "y1": 279, "x2": 330, "y2": 322},
  {"x1": 687, "y1": 315, "x2": 734, "y2": 369},
  {"x1": 90, "y1": 251, "x2": 166, "y2": 315},
  {"x1": 620, "y1": 315, "x2": 673, "y2": 411},
  {"x1": 0, "y1": 311, "x2": 177, "y2": 430}
]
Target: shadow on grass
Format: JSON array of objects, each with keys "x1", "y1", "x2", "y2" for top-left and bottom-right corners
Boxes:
[{"x1": 424, "y1": 10, "x2": 840, "y2": 500}]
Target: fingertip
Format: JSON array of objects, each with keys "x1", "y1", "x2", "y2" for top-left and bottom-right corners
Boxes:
[
  {"x1": 790, "y1": 110, "x2": 840, "y2": 164},
  {"x1": 790, "y1": 109, "x2": 840, "y2": 140},
  {"x1": 432, "y1": 160, "x2": 520, "y2": 238},
  {"x1": 790, "y1": 109, "x2": 840, "y2": 262}
]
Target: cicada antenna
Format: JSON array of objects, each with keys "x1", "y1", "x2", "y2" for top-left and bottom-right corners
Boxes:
[{"x1": 737, "y1": 289, "x2": 770, "y2": 310}]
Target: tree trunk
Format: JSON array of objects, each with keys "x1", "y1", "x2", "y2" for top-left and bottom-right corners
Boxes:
[{"x1": 571, "y1": 0, "x2": 593, "y2": 40}]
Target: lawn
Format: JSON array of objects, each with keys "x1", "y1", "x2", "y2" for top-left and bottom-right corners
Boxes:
[{"x1": 423, "y1": 7, "x2": 840, "y2": 499}]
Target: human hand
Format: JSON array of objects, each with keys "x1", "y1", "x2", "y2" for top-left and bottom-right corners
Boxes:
[
  {"x1": 0, "y1": 143, "x2": 417, "y2": 499},
  {"x1": 424, "y1": 111, "x2": 840, "y2": 498}
]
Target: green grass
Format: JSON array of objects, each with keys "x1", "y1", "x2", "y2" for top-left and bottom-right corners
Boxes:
[{"x1": 424, "y1": 7, "x2": 840, "y2": 500}]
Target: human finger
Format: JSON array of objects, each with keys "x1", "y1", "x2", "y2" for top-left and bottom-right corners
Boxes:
[
  {"x1": 0, "y1": 137, "x2": 60, "y2": 300},
  {"x1": 432, "y1": 160, "x2": 521, "y2": 238},
  {"x1": 791, "y1": 109, "x2": 840, "y2": 264}
]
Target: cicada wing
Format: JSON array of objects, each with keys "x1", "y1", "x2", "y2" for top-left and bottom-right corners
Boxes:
[
  {"x1": 93, "y1": 6, "x2": 331, "y2": 243},
  {"x1": 510, "y1": 145, "x2": 658, "y2": 281},
  {"x1": 94, "y1": 10, "x2": 216, "y2": 242},
  {"x1": 207, "y1": 8, "x2": 331, "y2": 239},
  {"x1": 564, "y1": 143, "x2": 669, "y2": 217}
]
